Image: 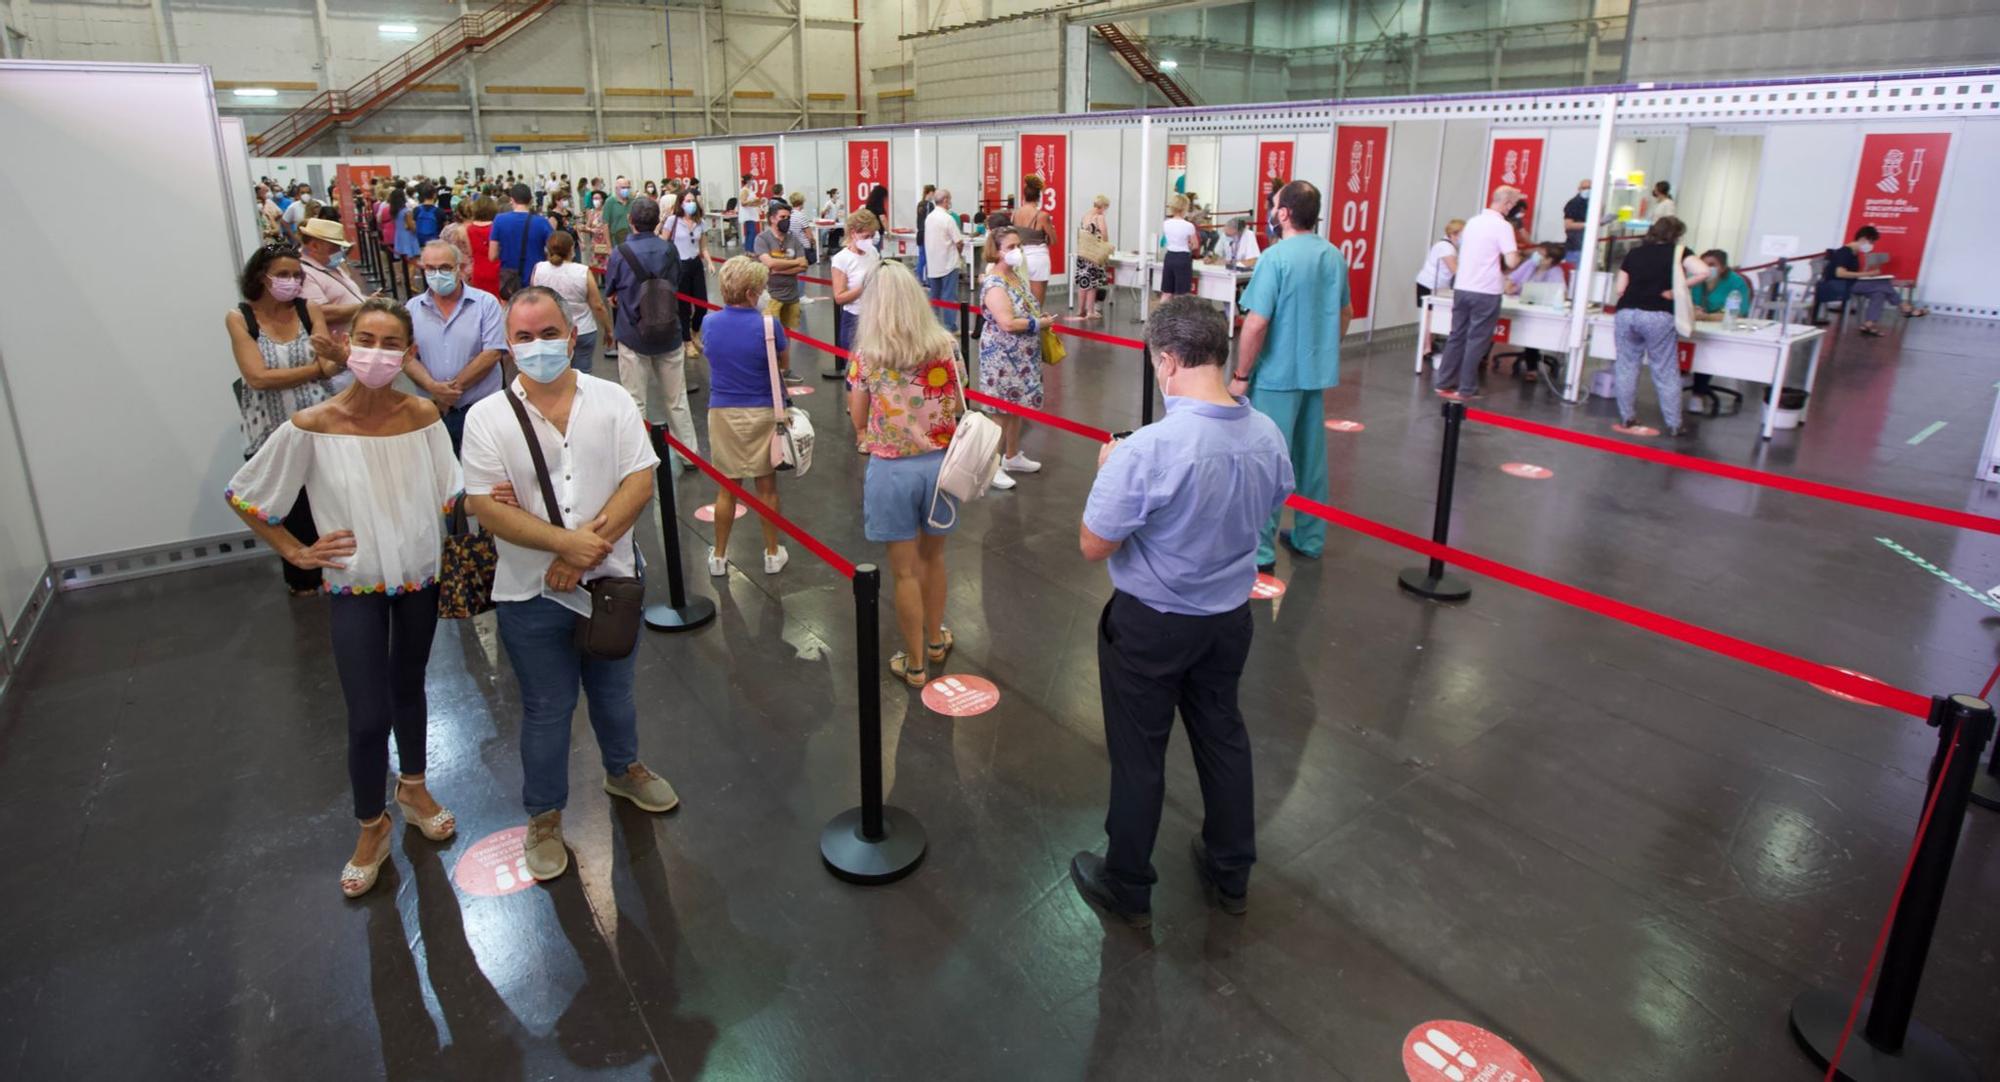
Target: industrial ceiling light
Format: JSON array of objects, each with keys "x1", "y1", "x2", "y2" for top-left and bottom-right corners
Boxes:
[
  {"x1": 232, "y1": 87, "x2": 279, "y2": 97},
  {"x1": 1158, "y1": 59, "x2": 1179, "y2": 70}
]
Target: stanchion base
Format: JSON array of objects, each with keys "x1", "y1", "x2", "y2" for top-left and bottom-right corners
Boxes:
[
  {"x1": 644, "y1": 597, "x2": 716, "y2": 633},
  {"x1": 1970, "y1": 767, "x2": 2000, "y2": 812},
  {"x1": 1397, "y1": 567, "x2": 1472, "y2": 602},
  {"x1": 1789, "y1": 988, "x2": 1978, "y2": 1082},
  {"x1": 820, "y1": 805, "x2": 927, "y2": 885}
]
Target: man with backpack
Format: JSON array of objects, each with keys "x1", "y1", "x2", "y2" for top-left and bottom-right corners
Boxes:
[
  {"x1": 602, "y1": 197, "x2": 697, "y2": 468},
  {"x1": 411, "y1": 183, "x2": 445, "y2": 252}
]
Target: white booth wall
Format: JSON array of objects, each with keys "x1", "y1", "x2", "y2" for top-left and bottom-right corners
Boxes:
[{"x1": 0, "y1": 61, "x2": 247, "y2": 569}]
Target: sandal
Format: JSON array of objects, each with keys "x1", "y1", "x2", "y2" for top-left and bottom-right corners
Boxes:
[
  {"x1": 395, "y1": 775, "x2": 457, "y2": 842},
  {"x1": 927, "y1": 627, "x2": 955, "y2": 667},
  {"x1": 1859, "y1": 326, "x2": 1885, "y2": 337},
  {"x1": 341, "y1": 815, "x2": 392, "y2": 898},
  {"x1": 889, "y1": 652, "x2": 928, "y2": 689}
]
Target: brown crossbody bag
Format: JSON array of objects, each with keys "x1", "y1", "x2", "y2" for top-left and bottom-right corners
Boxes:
[{"x1": 505, "y1": 390, "x2": 645, "y2": 659}]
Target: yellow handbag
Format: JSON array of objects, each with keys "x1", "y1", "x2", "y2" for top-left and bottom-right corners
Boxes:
[{"x1": 1040, "y1": 324, "x2": 1066, "y2": 366}]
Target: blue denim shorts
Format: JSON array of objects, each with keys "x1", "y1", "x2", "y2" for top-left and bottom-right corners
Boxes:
[{"x1": 863, "y1": 451, "x2": 957, "y2": 542}]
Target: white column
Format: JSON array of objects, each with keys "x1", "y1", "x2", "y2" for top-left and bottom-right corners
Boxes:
[
  {"x1": 459, "y1": 1, "x2": 485, "y2": 153},
  {"x1": 585, "y1": 0, "x2": 605, "y2": 143},
  {"x1": 1138, "y1": 114, "x2": 1152, "y2": 322},
  {"x1": 698, "y1": 5, "x2": 712, "y2": 135},
  {"x1": 148, "y1": 0, "x2": 178, "y2": 62},
  {"x1": 1564, "y1": 91, "x2": 1619, "y2": 402}
]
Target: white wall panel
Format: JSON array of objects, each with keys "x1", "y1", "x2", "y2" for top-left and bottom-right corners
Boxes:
[
  {"x1": 1292, "y1": 131, "x2": 1334, "y2": 234},
  {"x1": 0, "y1": 61, "x2": 245, "y2": 560},
  {"x1": 217, "y1": 117, "x2": 259, "y2": 269},
  {"x1": 1925, "y1": 121, "x2": 1996, "y2": 314},
  {"x1": 816, "y1": 139, "x2": 845, "y2": 217},
  {"x1": 1537, "y1": 126, "x2": 1599, "y2": 248},
  {"x1": 1216, "y1": 134, "x2": 1259, "y2": 216},
  {"x1": 1375, "y1": 120, "x2": 1444, "y2": 333},
  {"x1": 934, "y1": 131, "x2": 978, "y2": 215},
  {"x1": 1743, "y1": 124, "x2": 1856, "y2": 279},
  {"x1": 0, "y1": 351, "x2": 49, "y2": 637}
]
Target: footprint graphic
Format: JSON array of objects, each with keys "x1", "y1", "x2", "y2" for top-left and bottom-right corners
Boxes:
[{"x1": 1411, "y1": 1028, "x2": 1479, "y2": 1081}]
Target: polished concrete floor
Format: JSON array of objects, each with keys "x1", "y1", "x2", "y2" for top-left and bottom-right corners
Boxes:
[{"x1": 4, "y1": 271, "x2": 2000, "y2": 1081}]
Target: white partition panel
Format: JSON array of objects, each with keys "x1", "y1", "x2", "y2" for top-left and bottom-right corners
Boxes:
[
  {"x1": 935, "y1": 131, "x2": 978, "y2": 214},
  {"x1": 1539, "y1": 127, "x2": 1599, "y2": 248},
  {"x1": 1377, "y1": 121, "x2": 1444, "y2": 333},
  {"x1": 1216, "y1": 134, "x2": 1260, "y2": 215},
  {"x1": 815, "y1": 140, "x2": 844, "y2": 216},
  {"x1": 0, "y1": 61, "x2": 246, "y2": 561},
  {"x1": 1293, "y1": 131, "x2": 1334, "y2": 236},
  {"x1": 0, "y1": 351, "x2": 49, "y2": 635},
  {"x1": 1927, "y1": 121, "x2": 1996, "y2": 315},
  {"x1": 217, "y1": 117, "x2": 259, "y2": 268}
]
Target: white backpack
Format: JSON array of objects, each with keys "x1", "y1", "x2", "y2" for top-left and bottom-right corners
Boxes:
[{"x1": 927, "y1": 353, "x2": 1001, "y2": 529}]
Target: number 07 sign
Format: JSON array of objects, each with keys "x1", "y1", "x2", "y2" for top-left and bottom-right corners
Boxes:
[{"x1": 1330, "y1": 125, "x2": 1388, "y2": 319}]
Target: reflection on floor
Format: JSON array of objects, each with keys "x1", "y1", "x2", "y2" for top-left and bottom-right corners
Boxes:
[{"x1": 4, "y1": 283, "x2": 1999, "y2": 1081}]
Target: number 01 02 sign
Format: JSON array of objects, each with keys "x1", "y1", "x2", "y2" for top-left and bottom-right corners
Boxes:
[{"x1": 1330, "y1": 125, "x2": 1388, "y2": 319}]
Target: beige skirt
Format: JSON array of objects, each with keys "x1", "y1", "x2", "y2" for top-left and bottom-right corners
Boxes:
[{"x1": 708, "y1": 407, "x2": 777, "y2": 479}]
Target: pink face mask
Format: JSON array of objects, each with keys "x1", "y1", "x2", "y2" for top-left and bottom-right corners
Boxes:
[
  {"x1": 346, "y1": 346, "x2": 404, "y2": 389},
  {"x1": 267, "y1": 275, "x2": 303, "y2": 302}
]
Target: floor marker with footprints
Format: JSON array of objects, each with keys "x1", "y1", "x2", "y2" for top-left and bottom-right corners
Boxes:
[
  {"x1": 921, "y1": 675, "x2": 1000, "y2": 717},
  {"x1": 1402, "y1": 1020, "x2": 1542, "y2": 1082}
]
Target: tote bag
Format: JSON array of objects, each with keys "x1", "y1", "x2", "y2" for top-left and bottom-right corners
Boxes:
[{"x1": 765, "y1": 316, "x2": 815, "y2": 475}]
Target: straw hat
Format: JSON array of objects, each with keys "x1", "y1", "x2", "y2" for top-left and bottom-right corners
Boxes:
[{"x1": 299, "y1": 218, "x2": 352, "y2": 248}]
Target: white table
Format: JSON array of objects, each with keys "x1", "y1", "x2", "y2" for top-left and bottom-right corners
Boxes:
[
  {"x1": 1411, "y1": 291, "x2": 1576, "y2": 374},
  {"x1": 1585, "y1": 314, "x2": 1825, "y2": 439},
  {"x1": 1108, "y1": 251, "x2": 1254, "y2": 336}
]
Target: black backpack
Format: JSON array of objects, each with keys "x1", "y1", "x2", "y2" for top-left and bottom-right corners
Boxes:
[
  {"x1": 238, "y1": 298, "x2": 311, "y2": 340},
  {"x1": 617, "y1": 242, "x2": 682, "y2": 353}
]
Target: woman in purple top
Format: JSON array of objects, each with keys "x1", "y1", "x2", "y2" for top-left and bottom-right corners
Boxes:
[
  {"x1": 698, "y1": 256, "x2": 793, "y2": 577},
  {"x1": 1504, "y1": 241, "x2": 1568, "y2": 382}
]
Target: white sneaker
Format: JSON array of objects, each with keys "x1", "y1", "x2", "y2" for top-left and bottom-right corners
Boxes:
[
  {"x1": 706, "y1": 547, "x2": 728, "y2": 577},
  {"x1": 990, "y1": 470, "x2": 1017, "y2": 491},
  {"x1": 763, "y1": 546, "x2": 790, "y2": 575},
  {"x1": 1002, "y1": 453, "x2": 1042, "y2": 474}
]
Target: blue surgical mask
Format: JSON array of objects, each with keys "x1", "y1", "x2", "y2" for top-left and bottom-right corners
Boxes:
[
  {"x1": 511, "y1": 338, "x2": 572, "y2": 383},
  {"x1": 327, "y1": 250, "x2": 346, "y2": 269},
  {"x1": 1267, "y1": 218, "x2": 1282, "y2": 239},
  {"x1": 424, "y1": 268, "x2": 458, "y2": 295}
]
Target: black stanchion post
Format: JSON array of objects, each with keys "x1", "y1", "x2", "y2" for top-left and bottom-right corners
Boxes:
[
  {"x1": 1140, "y1": 343, "x2": 1156, "y2": 427},
  {"x1": 1397, "y1": 400, "x2": 1473, "y2": 601},
  {"x1": 641, "y1": 425, "x2": 716, "y2": 633},
  {"x1": 958, "y1": 287, "x2": 971, "y2": 365},
  {"x1": 821, "y1": 563, "x2": 928, "y2": 884},
  {"x1": 1789, "y1": 693, "x2": 1993, "y2": 1082},
  {"x1": 1970, "y1": 710, "x2": 2000, "y2": 810}
]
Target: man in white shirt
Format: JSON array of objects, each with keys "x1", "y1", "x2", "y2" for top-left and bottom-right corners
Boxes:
[
  {"x1": 463, "y1": 287, "x2": 680, "y2": 883},
  {"x1": 923, "y1": 188, "x2": 965, "y2": 324},
  {"x1": 1220, "y1": 216, "x2": 1260, "y2": 270},
  {"x1": 1433, "y1": 186, "x2": 1525, "y2": 400}
]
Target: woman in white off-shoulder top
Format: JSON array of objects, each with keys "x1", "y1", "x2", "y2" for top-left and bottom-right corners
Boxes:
[{"x1": 225, "y1": 298, "x2": 464, "y2": 899}]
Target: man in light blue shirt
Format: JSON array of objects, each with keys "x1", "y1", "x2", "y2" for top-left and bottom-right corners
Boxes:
[
  {"x1": 405, "y1": 240, "x2": 508, "y2": 452},
  {"x1": 1069, "y1": 297, "x2": 1295, "y2": 929},
  {"x1": 1230, "y1": 180, "x2": 1352, "y2": 572}
]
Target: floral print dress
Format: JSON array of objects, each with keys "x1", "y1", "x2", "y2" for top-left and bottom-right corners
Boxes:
[
  {"x1": 1074, "y1": 216, "x2": 1109, "y2": 292},
  {"x1": 978, "y1": 272, "x2": 1043, "y2": 410},
  {"x1": 849, "y1": 350, "x2": 965, "y2": 458}
]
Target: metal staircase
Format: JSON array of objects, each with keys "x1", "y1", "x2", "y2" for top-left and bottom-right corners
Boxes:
[
  {"x1": 252, "y1": 0, "x2": 557, "y2": 156},
  {"x1": 1093, "y1": 23, "x2": 1197, "y2": 108}
]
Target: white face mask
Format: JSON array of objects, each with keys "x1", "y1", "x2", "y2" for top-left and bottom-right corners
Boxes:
[
  {"x1": 856, "y1": 237, "x2": 877, "y2": 254},
  {"x1": 1002, "y1": 248, "x2": 1025, "y2": 269},
  {"x1": 1855, "y1": 240, "x2": 1874, "y2": 253}
]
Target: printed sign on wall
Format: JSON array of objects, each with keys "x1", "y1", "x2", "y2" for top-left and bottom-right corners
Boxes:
[
  {"x1": 664, "y1": 147, "x2": 695, "y2": 181},
  {"x1": 848, "y1": 139, "x2": 890, "y2": 222},
  {"x1": 1019, "y1": 133, "x2": 1068, "y2": 270},
  {"x1": 1486, "y1": 136, "x2": 1544, "y2": 231},
  {"x1": 980, "y1": 145, "x2": 1005, "y2": 211},
  {"x1": 1843, "y1": 131, "x2": 1951, "y2": 283},
  {"x1": 1167, "y1": 142, "x2": 1188, "y2": 194},
  {"x1": 1254, "y1": 140, "x2": 1294, "y2": 233},
  {"x1": 737, "y1": 144, "x2": 775, "y2": 201},
  {"x1": 1328, "y1": 125, "x2": 1388, "y2": 319}
]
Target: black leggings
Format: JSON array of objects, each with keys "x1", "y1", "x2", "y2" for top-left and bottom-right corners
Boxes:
[
  {"x1": 678, "y1": 259, "x2": 709, "y2": 341},
  {"x1": 329, "y1": 586, "x2": 441, "y2": 820}
]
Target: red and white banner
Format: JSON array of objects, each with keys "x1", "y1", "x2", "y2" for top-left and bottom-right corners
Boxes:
[
  {"x1": 847, "y1": 139, "x2": 890, "y2": 223},
  {"x1": 1843, "y1": 131, "x2": 1950, "y2": 283},
  {"x1": 1253, "y1": 140, "x2": 1294, "y2": 233},
  {"x1": 1328, "y1": 125, "x2": 1388, "y2": 319},
  {"x1": 1486, "y1": 136, "x2": 1543, "y2": 232},
  {"x1": 737, "y1": 144, "x2": 775, "y2": 201},
  {"x1": 1019, "y1": 133, "x2": 1068, "y2": 269},
  {"x1": 663, "y1": 147, "x2": 695, "y2": 181},
  {"x1": 1167, "y1": 142, "x2": 1188, "y2": 194},
  {"x1": 980, "y1": 145, "x2": 1004, "y2": 211}
]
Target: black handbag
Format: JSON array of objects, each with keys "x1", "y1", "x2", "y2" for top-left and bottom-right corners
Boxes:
[{"x1": 505, "y1": 390, "x2": 644, "y2": 659}]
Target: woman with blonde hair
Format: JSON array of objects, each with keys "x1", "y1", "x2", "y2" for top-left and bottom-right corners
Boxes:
[
  {"x1": 830, "y1": 209, "x2": 882, "y2": 376},
  {"x1": 700, "y1": 256, "x2": 793, "y2": 577},
  {"x1": 978, "y1": 225, "x2": 1045, "y2": 490},
  {"x1": 1069, "y1": 194, "x2": 1111, "y2": 320},
  {"x1": 1159, "y1": 193, "x2": 1198, "y2": 302},
  {"x1": 847, "y1": 261, "x2": 966, "y2": 687}
]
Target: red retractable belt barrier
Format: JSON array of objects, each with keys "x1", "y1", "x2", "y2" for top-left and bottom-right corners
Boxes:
[
  {"x1": 785, "y1": 327, "x2": 851, "y2": 361},
  {"x1": 1282, "y1": 493, "x2": 1931, "y2": 718},
  {"x1": 964, "y1": 389, "x2": 1114, "y2": 444},
  {"x1": 1466, "y1": 408, "x2": 2000, "y2": 536},
  {"x1": 1049, "y1": 323, "x2": 1146, "y2": 350},
  {"x1": 800, "y1": 274, "x2": 834, "y2": 286},
  {"x1": 658, "y1": 429, "x2": 857, "y2": 580}
]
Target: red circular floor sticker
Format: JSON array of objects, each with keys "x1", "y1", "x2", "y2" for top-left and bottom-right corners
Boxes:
[
  {"x1": 1250, "y1": 573, "x2": 1287, "y2": 600},
  {"x1": 1403, "y1": 1021, "x2": 1543, "y2": 1082},
  {"x1": 1811, "y1": 667, "x2": 1892, "y2": 707},
  {"x1": 453, "y1": 826, "x2": 535, "y2": 898},
  {"x1": 694, "y1": 502, "x2": 748, "y2": 522},
  {"x1": 922, "y1": 674, "x2": 1000, "y2": 717},
  {"x1": 1612, "y1": 423, "x2": 1660, "y2": 437},
  {"x1": 1325, "y1": 419, "x2": 1365, "y2": 433},
  {"x1": 1500, "y1": 462, "x2": 1553, "y2": 480}
]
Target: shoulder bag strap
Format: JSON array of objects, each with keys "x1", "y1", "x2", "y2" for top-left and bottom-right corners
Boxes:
[
  {"x1": 617, "y1": 242, "x2": 654, "y2": 284},
  {"x1": 238, "y1": 301, "x2": 260, "y2": 341},
  {"x1": 516, "y1": 212, "x2": 532, "y2": 273},
  {"x1": 293, "y1": 298, "x2": 312, "y2": 329},
  {"x1": 765, "y1": 315, "x2": 785, "y2": 415},
  {"x1": 504, "y1": 389, "x2": 566, "y2": 529}
]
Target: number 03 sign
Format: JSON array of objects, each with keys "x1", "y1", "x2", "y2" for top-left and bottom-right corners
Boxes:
[{"x1": 1330, "y1": 125, "x2": 1389, "y2": 319}]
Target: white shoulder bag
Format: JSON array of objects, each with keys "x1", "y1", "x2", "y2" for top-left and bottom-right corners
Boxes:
[
  {"x1": 1670, "y1": 244, "x2": 1696, "y2": 339},
  {"x1": 765, "y1": 316, "x2": 814, "y2": 475},
  {"x1": 927, "y1": 350, "x2": 1002, "y2": 530}
]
